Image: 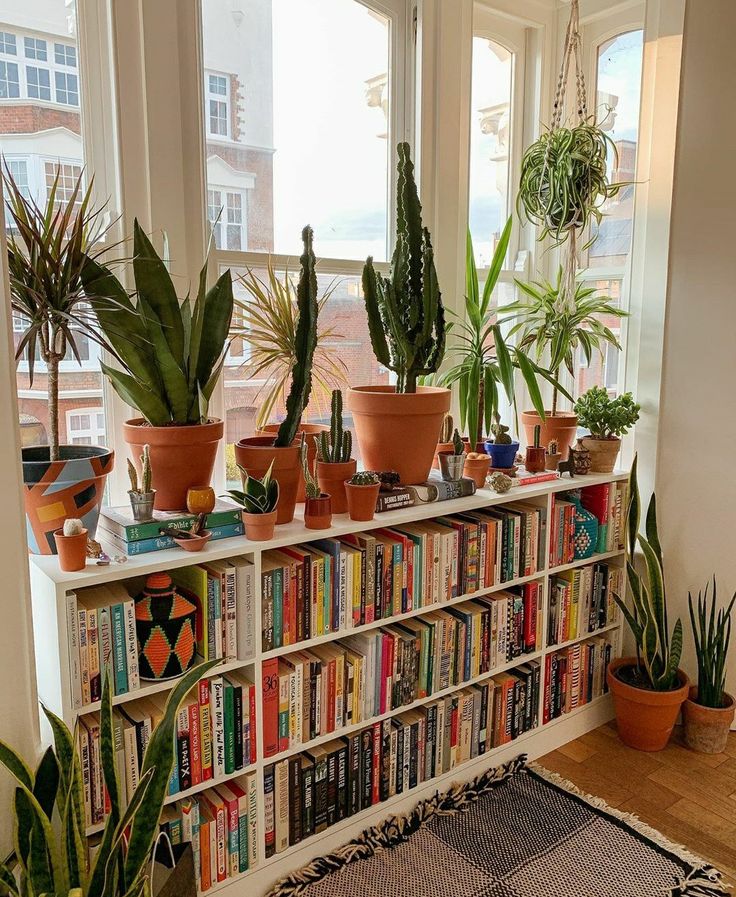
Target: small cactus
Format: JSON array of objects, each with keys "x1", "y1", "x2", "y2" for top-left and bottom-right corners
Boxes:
[
  {"x1": 491, "y1": 412, "x2": 513, "y2": 445},
  {"x1": 547, "y1": 438, "x2": 559, "y2": 456},
  {"x1": 300, "y1": 436, "x2": 321, "y2": 499},
  {"x1": 317, "y1": 390, "x2": 352, "y2": 463},
  {"x1": 452, "y1": 428, "x2": 464, "y2": 456},
  {"x1": 533, "y1": 425, "x2": 541, "y2": 449},
  {"x1": 439, "y1": 413, "x2": 454, "y2": 443},
  {"x1": 127, "y1": 445, "x2": 153, "y2": 494},
  {"x1": 63, "y1": 518, "x2": 85, "y2": 537},
  {"x1": 348, "y1": 471, "x2": 380, "y2": 486}
]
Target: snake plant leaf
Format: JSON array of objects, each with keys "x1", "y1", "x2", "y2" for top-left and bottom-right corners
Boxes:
[
  {"x1": 137, "y1": 297, "x2": 189, "y2": 421},
  {"x1": 32, "y1": 748, "x2": 58, "y2": 821},
  {"x1": 13, "y1": 786, "x2": 63, "y2": 895},
  {"x1": 612, "y1": 594, "x2": 643, "y2": 643},
  {"x1": 99, "y1": 668, "x2": 121, "y2": 824},
  {"x1": 667, "y1": 618, "x2": 683, "y2": 684},
  {"x1": 14, "y1": 787, "x2": 32, "y2": 872},
  {"x1": 196, "y1": 270, "x2": 233, "y2": 391},
  {"x1": 0, "y1": 861, "x2": 20, "y2": 896},
  {"x1": 62, "y1": 788, "x2": 85, "y2": 893},
  {"x1": 100, "y1": 363, "x2": 171, "y2": 428},
  {"x1": 27, "y1": 827, "x2": 53, "y2": 897},
  {"x1": 627, "y1": 455, "x2": 640, "y2": 557},
  {"x1": 188, "y1": 260, "x2": 208, "y2": 395},
  {"x1": 41, "y1": 705, "x2": 84, "y2": 833},
  {"x1": 0, "y1": 741, "x2": 34, "y2": 791},
  {"x1": 645, "y1": 493, "x2": 663, "y2": 567},
  {"x1": 638, "y1": 535, "x2": 668, "y2": 651}
]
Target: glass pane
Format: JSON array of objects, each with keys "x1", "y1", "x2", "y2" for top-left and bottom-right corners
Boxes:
[
  {"x1": 469, "y1": 36, "x2": 513, "y2": 268},
  {"x1": 588, "y1": 30, "x2": 644, "y2": 268},
  {"x1": 201, "y1": 0, "x2": 391, "y2": 260},
  {"x1": 574, "y1": 279, "x2": 624, "y2": 397}
]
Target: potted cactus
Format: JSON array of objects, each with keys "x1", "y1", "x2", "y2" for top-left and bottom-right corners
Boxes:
[
  {"x1": 525, "y1": 424, "x2": 546, "y2": 473},
  {"x1": 315, "y1": 389, "x2": 356, "y2": 513},
  {"x1": 349, "y1": 142, "x2": 449, "y2": 485},
  {"x1": 437, "y1": 428, "x2": 466, "y2": 482},
  {"x1": 53, "y1": 517, "x2": 88, "y2": 572},
  {"x1": 225, "y1": 459, "x2": 280, "y2": 541},
  {"x1": 434, "y1": 413, "x2": 456, "y2": 469},
  {"x1": 574, "y1": 387, "x2": 640, "y2": 473},
  {"x1": 484, "y1": 413, "x2": 519, "y2": 469},
  {"x1": 344, "y1": 471, "x2": 381, "y2": 522},
  {"x1": 545, "y1": 438, "x2": 562, "y2": 471},
  {"x1": 127, "y1": 444, "x2": 156, "y2": 521},
  {"x1": 301, "y1": 439, "x2": 332, "y2": 530}
]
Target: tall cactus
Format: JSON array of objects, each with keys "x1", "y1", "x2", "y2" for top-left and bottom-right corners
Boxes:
[
  {"x1": 275, "y1": 226, "x2": 319, "y2": 447},
  {"x1": 317, "y1": 389, "x2": 352, "y2": 463},
  {"x1": 362, "y1": 142, "x2": 446, "y2": 393}
]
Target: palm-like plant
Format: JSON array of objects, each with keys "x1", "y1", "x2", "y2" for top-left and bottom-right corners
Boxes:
[{"x1": 232, "y1": 261, "x2": 347, "y2": 430}]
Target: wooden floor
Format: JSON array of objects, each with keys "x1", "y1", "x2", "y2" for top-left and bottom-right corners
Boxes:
[{"x1": 539, "y1": 722, "x2": 736, "y2": 887}]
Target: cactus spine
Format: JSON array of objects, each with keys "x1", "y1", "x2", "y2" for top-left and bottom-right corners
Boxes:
[
  {"x1": 440, "y1": 413, "x2": 454, "y2": 443},
  {"x1": 300, "y1": 436, "x2": 321, "y2": 499},
  {"x1": 317, "y1": 389, "x2": 352, "y2": 463},
  {"x1": 349, "y1": 471, "x2": 380, "y2": 486},
  {"x1": 362, "y1": 142, "x2": 446, "y2": 393}
]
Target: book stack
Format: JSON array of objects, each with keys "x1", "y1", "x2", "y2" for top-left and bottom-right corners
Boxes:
[
  {"x1": 543, "y1": 634, "x2": 613, "y2": 722},
  {"x1": 264, "y1": 659, "x2": 540, "y2": 855},
  {"x1": 261, "y1": 582, "x2": 541, "y2": 757},
  {"x1": 98, "y1": 501, "x2": 244, "y2": 556},
  {"x1": 580, "y1": 481, "x2": 628, "y2": 553},
  {"x1": 261, "y1": 504, "x2": 544, "y2": 650},
  {"x1": 77, "y1": 670, "x2": 257, "y2": 829},
  {"x1": 547, "y1": 562, "x2": 622, "y2": 647}
]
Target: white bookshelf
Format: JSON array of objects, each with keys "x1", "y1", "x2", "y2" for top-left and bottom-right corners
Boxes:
[{"x1": 29, "y1": 470, "x2": 627, "y2": 896}]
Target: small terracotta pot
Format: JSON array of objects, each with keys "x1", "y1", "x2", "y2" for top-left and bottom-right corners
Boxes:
[
  {"x1": 257, "y1": 423, "x2": 329, "y2": 502},
  {"x1": 525, "y1": 446, "x2": 546, "y2": 473},
  {"x1": 53, "y1": 528, "x2": 88, "y2": 572},
  {"x1": 682, "y1": 687, "x2": 735, "y2": 754},
  {"x1": 521, "y1": 411, "x2": 578, "y2": 462},
  {"x1": 173, "y1": 530, "x2": 212, "y2": 552},
  {"x1": 242, "y1": 509, "x2": 277, "y2": 542},
  {"x1": 316, "y1": 459, "x2": 357, "y2": 514},
  {"x1": 581, "y1": 436, "x2": 621, "y2": 473},
  {"x1": 304, "y1": 494, "x2": 332, "y2": 530},
  {"x1": 545, "y1": 452, "x2": 562, "y2": 471},
  {"x1": 607, "y1": 657, "x2": 690, "y2": 751},
  {"x1": 235, "y1": 437, "x2": 301, "y2": 524},
  {"x1": 463, "y1": 455, "x2": 490, "y2": 488},
  {"x1": 433, "y1": 441, "x2": 454, "y2": 470},
  {"x1": 344, "y1": 480, "x2": 381, "y2": 521}
]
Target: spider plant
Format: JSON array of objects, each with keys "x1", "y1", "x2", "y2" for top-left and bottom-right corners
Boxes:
[
  {"x1": 689, "y1": 578, "x2": 736, "y2": 709},
  {"x1": 233, "y1": 260, "x2": 347, "y2": 430}
]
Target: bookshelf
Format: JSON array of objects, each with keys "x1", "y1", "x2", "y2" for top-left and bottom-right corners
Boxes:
[{"x1": 29, "y1": 470, "x2": 627, "y2": 896}]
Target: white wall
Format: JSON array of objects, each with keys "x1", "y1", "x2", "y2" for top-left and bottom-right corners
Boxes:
[{"x1": 655, "y1": 0, "x2": 736, "y2": 706}]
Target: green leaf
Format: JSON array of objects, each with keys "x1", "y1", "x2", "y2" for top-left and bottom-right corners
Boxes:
[
  {"x1": 492, "y1": 325, "x2": 514, "y2": 399},
  {"x1": 100, "y1": 362, "x2": 171, "y2": 427},
  {"x1": 0, "y1": 862, "x2": 20, "y2": 897},
  {"x1": 515, "y1": 349, "x2": 546, "y2": 420},
  {"x1": 137, "y1": 297, "x2": 189, "y2": 421},
  {"x1": 32, "y1": 748, "x2": 58, "y2": 821},
  {"x1": 0, "y1": 742, "x2": 34, "y2": 791},
  {"x1": 627, "y1": 455, "x2": 640, "y2": 558},
  {"x1": 40, "y1": 705, "x2": 84, "y2": 846},
  {"x1": 480, "y1": 216, "x2": 512, "y2": 317},
  {"x1": 196, "y1": 270, "x2": 234, "y2": 391},
  {"x1": 645, "y1": 494, "x2": 663, "y2": 567}
]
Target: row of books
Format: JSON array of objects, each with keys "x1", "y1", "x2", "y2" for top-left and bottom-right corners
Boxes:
[
  {"x1": 548, "y1": 562, "x2": 622, "y2": 647},
  {"x1": 261, "y1": 503, "x2": 544, "y2": 651},
  {"x1": 77, "y1": 671, "x2": 257, "y2": 829},
  {"x1": 261, "y1": 582, "x2": 541, "y2": 757},
  {"x1": 264, "y1": 659, "x2": 540, "y2": 854},
  {"x1": 543, "y1": 635, "x2": 613, "y2": 723},
  {"x1": 549, "y1": 483, "x2": 627, "y2": 568}
]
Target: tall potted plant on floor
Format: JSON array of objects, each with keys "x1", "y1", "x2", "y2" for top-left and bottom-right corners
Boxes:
[
  {"x1": 349, "y1": 142, "x2": 448, "y2": 485},
  {"x1": 607, "y1": 456, "x2": 689, "y2": 751},
  {"x1": 5, "y1": 167, "x2": 116, "y2": 554},
  {"x1": 82, "y1": 220, "x2": 234, "y2": 510}
]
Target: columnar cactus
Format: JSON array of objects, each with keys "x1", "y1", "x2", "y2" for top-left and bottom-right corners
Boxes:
[
  {"x1": 127, "y1": 444, "x2": 153, "y2": 494},
  {"x1": 300, "y1": 437, "x2": 321, "y2": 499},
  {"x1": 533, "y1": 425, "x2": 541, "y2": 449},
  {"x1": 317, "y1": 389, "x2": 352, "y2": 463},
  {"x1": 362, "y1": 142, "x2": 446, "y2": 393},
  {"x1": 440, "y1": 413, "x2": 454, "y2": 443},
  {"x1": 452, "y1": 428, "x2": 464, "y2": 456}
]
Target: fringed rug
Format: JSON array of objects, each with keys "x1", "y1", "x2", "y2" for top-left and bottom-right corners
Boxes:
[{"x1": 266, "y1": 755, "x2": 728, "y2": 897}]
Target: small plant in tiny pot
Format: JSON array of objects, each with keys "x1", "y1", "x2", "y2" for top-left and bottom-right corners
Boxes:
[
  {"x1": 682, "y1": 579, "x2": 736, "y2": 754},
  {"x1": 226, "y1": 460, "x2": 280, "y2": 541},
  {"x1": 463, "y1": 452, "x2": 491, "y2": 489},
  {"x1": 545, "y1": 437, "x2": 562, "y2": 471},
  {"x1": 434, "y1": 413, "x2": 456, "y2": 468},
  {"x1": 525, "y1": 424, "x2": 546, "y2": 473},
  {"x1": 128, "y1": 444, "x2": 156, "y2": 521},
  {"x1": 574, "y1": 386, "x2": 640, "y2": 473},
  {"x1": 53, "y1": 517, "x2": 88, "y2": 572},
  {"x1": 484, "y1": 414, "x2": 519, "y2": 469},
  {"x1": 315, "y1": 389, "x2": 356, "y2": 514},
  {"x1": 344, "y1": 471, "x2": 381, "y2": 522},
  {"x1": 302, "y1": 438, "x2": 332, "y2": 530},
  {"x1": 607, "y1": 457, "x2": 690, "y2": 752},
  {"x1": 438, "y1": 429, "x2": 466, "y2": 482}
]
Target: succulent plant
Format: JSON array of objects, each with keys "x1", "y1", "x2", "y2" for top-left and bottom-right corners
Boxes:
[
  {"x1": 62, "y1": 518, "x2": 85, "y2": 536},
  {"x1": 547, "y1": 438, "x2": 559, "y2": 456},
  {"x1": 439, "y1": 413, "x2": 454, "y2": 443},
  {"x1": 533, "y1": 425, "x2": 541, "y2": 449},
  {"x1": 225, "y1": 459, "x2": 279, "y2": 515},
  {"x1": 365, "y1": 470, "x2": 401, "y2": 491},
  {"x1": 348, "y1": 471, "x2": 380, "y2": 486},
  {"x1": 127, "y1": 445, "x2": 153, "y2": 495},
  {"x1": 491, "y1": 413, "x2": 513, "y2": 445},
  {"x1": 300, "y1": 437, "x2": 321, "y2": 499},
  {"x1": 574, "y1": 386, "x2": 640, "y2": 440},
  {"x1": 452, "y1": 428, "x2": 464, "y2": 456},
  {"x1": 317, "y1": 389, "x2": 352, "y2": 463}
]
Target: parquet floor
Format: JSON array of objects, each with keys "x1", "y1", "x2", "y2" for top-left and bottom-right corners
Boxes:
[{"x1": 539, "y1": 722, "x2": 736, "y2": 887}]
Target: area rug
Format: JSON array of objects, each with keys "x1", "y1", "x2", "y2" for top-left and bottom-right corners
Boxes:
[{"x1": 266, "y1": 755, "x2": 728, "y2": 897}]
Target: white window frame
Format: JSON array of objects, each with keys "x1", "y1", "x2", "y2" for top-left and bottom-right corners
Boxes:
[
  {"x1": 205, "y1": 69, "x2": 231, "y2": 139},
  {"x1": 0, "y1": 27, "x2": 79, "y2": 108},
  {"x1": 207, "y1": 185, "x2": 247, "y2": 251},
  {"x1": 66, "y1": 407, "x2": 106, "y2": 445}
]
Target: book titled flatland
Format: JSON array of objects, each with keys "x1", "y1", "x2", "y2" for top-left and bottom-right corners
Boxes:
[{"x1": 100, "y1": 500, "x2": 241, "y2": 542}]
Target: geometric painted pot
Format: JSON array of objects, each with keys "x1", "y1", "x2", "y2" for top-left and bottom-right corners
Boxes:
[
  {"x1": 21, "y1": 445, "x2": 114, "y2": 555},
  {"x1": 134, "y1": 572, "x2": 197, "y2": 680}
]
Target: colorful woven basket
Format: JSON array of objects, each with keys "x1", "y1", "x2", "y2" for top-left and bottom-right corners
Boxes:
[
  {"x1": 135, "y1": 572, "x2": 197, "y2": 680},
  {"x1": 570, "y1": 493, "x2": 599, "y2": 560}
]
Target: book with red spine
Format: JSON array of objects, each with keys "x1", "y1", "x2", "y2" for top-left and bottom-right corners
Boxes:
[
  {"x1": 371, "y1": 721, "x2": 381, "y2": 805},
  {"x1": 262, "y1": 657, "x2": 280, "y2": 758},
  {"x1": 198, "y1": 679, "x2": 213, "y2": 781}
]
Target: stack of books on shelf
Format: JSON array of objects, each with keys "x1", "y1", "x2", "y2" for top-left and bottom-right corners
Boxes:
[
  {"x1": 98, "y1": 501, "x2": 244, "y2": 556},
  {"x1": 264, "y1": 658, "x2": 540, "y2": 855},
  {"x1": 549, "y1": 482, "x2": 628, "y2": 567},
  {"x1": 261, "y1": 582, "x2": 541, "y2": 756},
  {"x1": 547, "y1": 562, "x2": 622, "y2": 647},
  {"x1": 77, "y1": 670, "x2": 257, "y2": 829},
  {"x1": 543, "y1": 634, "x2": 614, "y2": 723},
  {"x1": 261, "y1": 504, "x2": 545, "y2": 650}
]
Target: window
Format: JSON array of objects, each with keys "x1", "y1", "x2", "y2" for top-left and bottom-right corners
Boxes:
[
  {"x1": 24, "y1": 37, "x2": 47, "y2": 61},
  {"x1": 66, "y1": 409, "x2": 106, "y2": 446},
  {"x1": 208, "y1": 188, "x2": 246, "y2": 250},
  {"x1": 54, "y1": 42, "x2": 76, "y2": 68},
  {"x1": 54, "y1": 70, "x2": 78, "y2": 105},
  {"x1": 0, "y1": 61, "x2": 20, "y2": 98},
  {"x1": 0, "y1": 32, "x2": 17, "y2": 56},
  {"x1": 206, "y1": 72, "x2": 230, "y2": 138},
  {"x1": 27, "y1": 65, "x2": 51, "y2": 100},
  {"x1": 45, "y1": 161, "x2": 84, "y2": 207}
]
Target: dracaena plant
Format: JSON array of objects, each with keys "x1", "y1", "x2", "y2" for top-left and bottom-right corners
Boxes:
[
  {"x1": 0, "y1": 660, "x2": 217, "y2": 897},
  {"x1": 689, "y1": 578, "x2": 736, "y2": 709},
  {"x1": 81, "y1": 219, "x2": 234, "y2": 427},
  {"x1": 226, "y1": 460, "x2": 279, "y2": 514}
]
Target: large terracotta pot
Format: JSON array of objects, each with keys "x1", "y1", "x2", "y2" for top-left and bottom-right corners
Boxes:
[
  {"x1": 347, "y1": 386, "x2": 451, "y2": 485},
  {"x1": 521, "y1": 410, "x2": 578, "y2": 462},
  {"x1": 607, "y1": 657, "x2": 690, "y2": 752},
  {"x1": 257, "y1": 423, "x2": 329, "y2": 502},
  {"x1": 21, "y1": 445, "x2": 114, "y2": 555},
  {"x1": 581, "y1": 436, "x2": 621, "y2": 473},
  {"x1": 316, "y1": 459, "x2": 356, "y2": 514},
  {"x1": 235, "y1": 437, "x2": 301, "y2": 524},
  {"x1": 124, "y1": 418, "x2": 223, "y2": 512},
  {"x1": 682, "y1": 687, "x2": 735, "y2": 754}
]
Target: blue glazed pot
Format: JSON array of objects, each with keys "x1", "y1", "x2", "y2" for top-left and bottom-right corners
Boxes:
[{"x1": 484, "y1": 440, "x2": 519, "y2": 469}]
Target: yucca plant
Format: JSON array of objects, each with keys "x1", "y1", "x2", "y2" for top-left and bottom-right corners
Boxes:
[
  {"x1": 0, "y1": 659, "x2": 217, "y2": 897},
  {"x1": 225, "y1": 459, "x2": 279, "y2": 514},
  {"x1": 689, "y1": 579, "x2": 736, "y2": 708}
]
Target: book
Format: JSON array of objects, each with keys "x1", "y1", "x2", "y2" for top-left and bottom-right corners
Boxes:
[
  {"x1": 375, "y1": 487, "x2": 415, "y2": 513},
  {"x1": 99, "y1": 500, "x2": 241, "y2": 542},
  {"x1": 98, "y1": 521, "x2": 244, "y2": 555},
  {"x1": 409, "y1": 477, "x2": 477, "y2": 502},
  {"x1": 511, "y1": 469, "x2": 560, "y2": 487}
]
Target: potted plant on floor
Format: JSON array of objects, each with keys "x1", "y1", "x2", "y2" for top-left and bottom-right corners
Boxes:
[
  {"x1": 608, "y1": 457, "x2": 689, "y2": 751},
  {"x1": 82, "y1": 220, "x2": 234, "y2": 511},
  {"x1": 301, "y1": 438, "x2": 332, "y2": 530},
  {"x1": 349, "y1": 142, "x2": 449, "y2": 485},
  {"x1": 683, "y1": 578, "x2": 736, "y2": 754},
  {"x1": 235, "y1": 226, "x2": 319, "y2": 523},
  {"x1": 344, "y1": 471, "x2": 381, "y2": 522},
  {"x1": 5, "y1": 167, "x2": 116, "y2": 554},
  {"x1": 574, "y1": 386, "x2": 640, "y2": 472},
  {"x1": 225, "y1": 460, "x2": 280, "y2": 541},
  {"x1": 316, "y1": 389, "x2": 356, "y2": 513}
]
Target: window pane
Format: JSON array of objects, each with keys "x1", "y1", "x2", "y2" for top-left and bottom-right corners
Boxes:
[
  {"x1": 0, "y1": 32, "x2": 17, "y2": 55},
  {"x1": 469, "y1": 36, "x2": 513, "y2": 268},
  {"x1": 24, "y1": 37, "x2": 47, "y2": 61},
  {"x1": 27, "y1": 66, "x2": 51, "y2": 100},
  {"x1": 574, "y1": 279, "x2": 624, "y2": 397},
  {"x1": 201, "y1": 0, "x2": 391, "y2": 260},
  {"x1": 0, "y1": 61, "x2": 20, "y2": 98},
  {"x1": 54, "y1": 42, "x2": 76, "y2": 67},
  {"x1": 54, "y1": 70, "x2": 78, "y2": 105}
]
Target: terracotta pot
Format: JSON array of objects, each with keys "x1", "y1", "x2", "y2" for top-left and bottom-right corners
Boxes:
[
  {"x1": 433, "y1": 441, "x2": 455, "y2": 470},
  {"x1": 344, "y1": 480, "x2": 381, "y2": 521},
  {"x1": 525, "y1": 446, "x2": 546, "y2": 473},
  {"x1": 53, "y1": 528, "x2": 88, "y2": 572},
  {"x1": 304, "y1": 494, "x2": 332, "y2": 530},
  {"x1": 316, "y1": 459, "x2": 356, "y2": 514},
  {"x1": 347, "y1": 386, "x2": 451, "y2": 485},
  {"x1": 22, "y1": 445, "x2": 114, "y2": 555},
  {"x1": 581, "y1": 436, "x2": 621, "y2": 473},
  {"x1": 242, "y1": 509, "x2": 277, "y2": 542},
  {"x1": 463, "y1": 455, "x2": 490, "y2": 489},
  {"x1": 173, "y1": 530, "x2": 212, "y2": 552},
  {"x1": 257, "y1": 423, "x2": 329, "y2": 502},
  {"x1": 235, "y1": 437, "x2": 301, "y2": 524},
  {"x1": 682, "y1": 687, "x2": 735, "y2": 754},
  {"x1": 607, "y1": 657, "x2": 690, "y2": 751},
  {"x1": 521, "y1": 411, "x2": 578, "y2": 462},
  {"x1": 123, "y1": 418, "x2": 223, "y2": 512}
]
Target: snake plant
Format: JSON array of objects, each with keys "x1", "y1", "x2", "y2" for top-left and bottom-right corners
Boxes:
[
  {"x1": 689, "y1": 579, "x2": 735, "y2": 709},
  {"x1": 0, "y1": 660, "x2": 217, "y2": 897},
  {"x1": 612, "y1": 456, "x2": 683, "y2": 691}
]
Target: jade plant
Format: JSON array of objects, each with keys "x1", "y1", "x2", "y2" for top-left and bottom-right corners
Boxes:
[
  {"x1": 226, "y1": 460, "x2": 279, "y2": 515},
  {"x1": 317, "y1": 390, "x2": 352, "y2": 463},
  {"x1": 363, "y1": 142, "x2": 445, "y2": 393},
  {"x1": 689, "y1": 578, "x2": 736, "y2": 709},
  {"x1": 574, "y1": 387, "x2": 640, "y2": 440}
]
